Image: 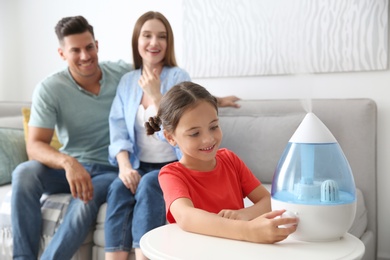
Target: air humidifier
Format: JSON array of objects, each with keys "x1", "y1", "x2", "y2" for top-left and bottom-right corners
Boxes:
[{"x1": 271, "y1": 112, "x2": 356, "y2": 242}]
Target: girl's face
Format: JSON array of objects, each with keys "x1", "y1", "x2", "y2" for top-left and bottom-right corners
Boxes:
[
  {"x1": 138, "y1": 19, "x2": 167, "y2": 67},
  {"x1": 166, "y1": 101, "x2": 222, "y2": 171}
]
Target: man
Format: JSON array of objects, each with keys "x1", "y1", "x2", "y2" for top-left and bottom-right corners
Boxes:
[
  {"x1": 11, "y1": 16, "x2": 131, "y2": 259},
  {"x1": 11, "y1": 15, "x2": 240, "y2": 260}
]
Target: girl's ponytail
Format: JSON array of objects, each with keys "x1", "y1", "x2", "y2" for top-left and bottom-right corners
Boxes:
[{"x1": 145, "y1": 116, "x2": 162, "y2": 135}]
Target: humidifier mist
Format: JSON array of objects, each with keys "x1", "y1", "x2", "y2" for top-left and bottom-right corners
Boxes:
[{"x1": 271, "y1": 113, "x2": 356, "y2": 242}]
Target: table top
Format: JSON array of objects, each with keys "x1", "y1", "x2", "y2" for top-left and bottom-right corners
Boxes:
[{"x1": 140, "y1": 224, "x2": 365, "y2": 260}]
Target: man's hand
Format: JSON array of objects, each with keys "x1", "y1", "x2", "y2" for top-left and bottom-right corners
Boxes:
[
  {"x1": 65, "y1": 159, "x2": 94, "y2": 203},
  {"x1": 27, "y1": 126, "x2": 94, "y2": 203},
  {"x1": 119, "y1": 165, "x2": 141, "y2": 194},
  {"x1": 217, "y1": 96, "x2": 241, "y2": 108}
]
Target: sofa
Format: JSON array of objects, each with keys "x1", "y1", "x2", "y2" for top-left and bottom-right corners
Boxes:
[{"x1": 0, "y1": 99, "x2": 377, "y2": 260}]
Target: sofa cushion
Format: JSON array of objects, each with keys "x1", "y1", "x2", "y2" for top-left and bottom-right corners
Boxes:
[
  {"x1": 0, "y1": 128, "x2": 28, "y2": 185},
  {"x1": 0, "y1": 191, "x2": 92, "y2": 259},
  {"x1": 0, "y1": 192, "x2": 72, "y2": 249},
  {"x1": 0, "y1": 187, "x2": 12, "y2": 258},
  {"x1": 39, "y1": 194, "x2": 72, "y2": 238},
  {"x1": 94, "y1": 203, "x2": 108, "y2": 248},
  {"x1": 218, "y1": 102, "x2": 304, "y2": 184}
]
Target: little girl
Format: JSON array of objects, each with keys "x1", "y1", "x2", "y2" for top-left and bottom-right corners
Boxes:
[
  {"x1": 107, "y1": 11, "x2": 240, "y2": 260},
  {"x1": 145, "y1": 81, "x2": 298, "y2": 244}
]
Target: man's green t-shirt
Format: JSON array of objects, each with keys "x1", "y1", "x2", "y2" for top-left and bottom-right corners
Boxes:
[{"x1": 29, "y1": 60, "x2": 131, "y2": 165}]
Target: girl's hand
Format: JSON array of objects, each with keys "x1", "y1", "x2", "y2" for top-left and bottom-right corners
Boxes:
[
  {"x1": 246, "y1": 210, "x2": 298, "y2": 244},
  {"x1": 138, "y1": 66, "x2": 162, "y2": 105},
  {"x1": 119, "y1": 166, "x2": 141, "y2": 194}
]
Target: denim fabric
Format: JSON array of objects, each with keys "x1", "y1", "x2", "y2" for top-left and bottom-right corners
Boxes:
[
  {"x1": 11, "y1": 160, "x2": 118, "y2": 260},
  {"x1": 105, "y1": 161, "x2": 170, "y2": 252}
]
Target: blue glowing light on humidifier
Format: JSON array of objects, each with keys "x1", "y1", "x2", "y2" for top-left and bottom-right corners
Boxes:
[{"x1": 271, "y1": 113, "x2": 357, "y2": 242}]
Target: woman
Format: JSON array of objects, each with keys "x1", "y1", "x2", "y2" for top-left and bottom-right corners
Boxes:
[{"x1": 105, "y1": 11, "x2": 240, "y2": 260}]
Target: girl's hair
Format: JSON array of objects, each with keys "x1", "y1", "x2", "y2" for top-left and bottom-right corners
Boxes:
[
  {"x1": 132, "y1": 11, "x2": 177, "y2": 69},
  {"x1": 145, "y1": 82, "x2": 218, "y2": 135},
  {"x1": 55, "y1": 16, "x2": 94, "y2": 43}
]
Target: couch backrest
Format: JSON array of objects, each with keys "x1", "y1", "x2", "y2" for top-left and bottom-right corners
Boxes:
[
  {"x1": 218, "y1": 98, "x2": 377, "y2": 239},
  {"x1": 0, "y1": 101, "x2": 31, "y2": 129},
  {"x1": 0, "y1": 99, "x2": 377, "y2": 244}
]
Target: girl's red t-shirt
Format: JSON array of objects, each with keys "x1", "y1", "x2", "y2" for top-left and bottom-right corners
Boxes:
[{"x1": 159, "y1": 148, "x2": 261, "y2": 223}]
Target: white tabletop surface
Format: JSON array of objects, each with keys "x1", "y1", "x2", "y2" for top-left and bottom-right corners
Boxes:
[{"x1": 140, "y1": 224, "x2": 365, "y2": 260}]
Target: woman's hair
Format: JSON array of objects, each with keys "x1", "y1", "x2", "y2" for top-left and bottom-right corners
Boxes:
[
  {"x1": 55, "y1": 16, "x2": 94, "y2": 43},
  {"x1": 145, "y1": 82, "x2": 218, "y2": 135},
  {"x1": 132, "y1": 11, "x2": 177, "y2": 69}
]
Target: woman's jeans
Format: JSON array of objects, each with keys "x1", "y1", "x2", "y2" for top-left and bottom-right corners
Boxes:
[
  {"x1": 105, "y1": 161, "x2": 171, "y2": 252},
  {"x1": 11, "y1": 160, "x2": 118, "y2": 260}
]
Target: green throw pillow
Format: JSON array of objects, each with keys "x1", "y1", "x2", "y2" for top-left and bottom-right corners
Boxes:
[{"x1": 0, "y1": 128, "x2": 28, "y2": 185}]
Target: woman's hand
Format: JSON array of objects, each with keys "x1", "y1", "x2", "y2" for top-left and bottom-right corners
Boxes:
[
  {"x1": 138, "y1": 66, "x2": 162, "y2": 106},
  {"x1": 119, "y1": 165, "x2": 141, "y2": 194}
]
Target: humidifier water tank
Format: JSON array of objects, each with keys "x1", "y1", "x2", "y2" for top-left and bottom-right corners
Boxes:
[{"x1": 271, "y1": 112, "x2": 356, "y2": 242}]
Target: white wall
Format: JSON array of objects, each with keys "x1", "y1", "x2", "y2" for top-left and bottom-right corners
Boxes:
[{"x1": 1, "y1": 1, "x2": 390, "y2": 259}]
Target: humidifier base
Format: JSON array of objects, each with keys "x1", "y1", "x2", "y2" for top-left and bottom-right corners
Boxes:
[{"x1": 272, "y1": 198, "x2": 356, "y2": 242}]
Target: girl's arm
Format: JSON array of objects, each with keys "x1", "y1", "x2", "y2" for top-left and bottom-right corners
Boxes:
[
  {"x1": 218, "y1": 185, "x2": 271, "y2": 221},
  {"x1": 170, "y1": 197, "x2": 297, "y2": 244},
  {"x1": 243, "y1": 184, "x2": 272, "y2": 217}
]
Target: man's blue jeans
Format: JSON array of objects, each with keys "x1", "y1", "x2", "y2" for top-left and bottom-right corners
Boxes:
[
  {"x1": 11, "y1": 160, "x2": 118, "y2": 260},
  {"x1": 105, "y1": 161, "x2": 169, "y2": 252}
]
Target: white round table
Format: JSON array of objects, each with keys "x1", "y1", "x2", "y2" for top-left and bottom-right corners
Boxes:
[{"x1": 141, "y1": 224, "x2": 365, "y2": 260}]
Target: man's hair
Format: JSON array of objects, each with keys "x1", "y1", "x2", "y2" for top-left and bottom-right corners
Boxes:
[{"x1": 55, "y1": 16, "x2": 94, "y2": 43}]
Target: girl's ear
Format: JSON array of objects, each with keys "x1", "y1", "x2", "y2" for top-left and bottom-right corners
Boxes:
[{"x1": 164, "y1": 130, "x2": 177, "y2": 146}]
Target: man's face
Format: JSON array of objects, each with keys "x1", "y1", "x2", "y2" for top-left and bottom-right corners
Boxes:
[{"x1": 58, "y1": 31, "x2": 99, "y2": 81}]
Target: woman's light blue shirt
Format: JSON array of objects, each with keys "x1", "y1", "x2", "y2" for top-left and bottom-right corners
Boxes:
[{"x1": 108, "y1": 66, "x2": 190, "y2": 169}]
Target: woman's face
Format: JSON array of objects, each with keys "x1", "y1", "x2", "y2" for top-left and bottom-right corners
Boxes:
[{"x1": 138, "y1": 19, "x2": 167, "y2": 67}]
